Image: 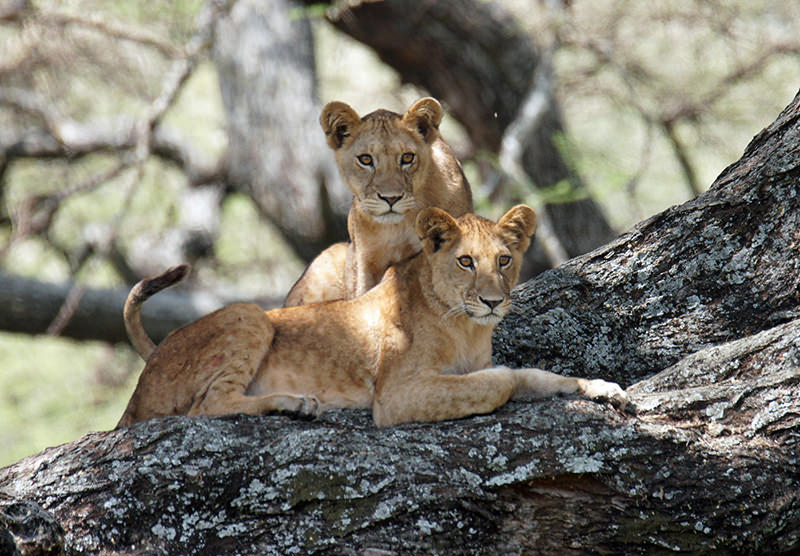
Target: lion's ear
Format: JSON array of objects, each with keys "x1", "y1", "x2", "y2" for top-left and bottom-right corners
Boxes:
[
  {"x1": 416, "y1": 207, "x2": 460, "y2": 253},
  {"x1": 402, "y1": 97, "x2": 443, "y2": 143},
  {"x1": 497, "y1": 205, "x2": 537, "y2": 253},
  {"x1": 320, "y1": 101, "x2": 361, "y2": 149}
]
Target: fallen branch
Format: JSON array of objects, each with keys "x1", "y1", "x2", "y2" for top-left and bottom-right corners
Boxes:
[{"x1": 0, "y1": 272, "x2": 280, "y2": 344}]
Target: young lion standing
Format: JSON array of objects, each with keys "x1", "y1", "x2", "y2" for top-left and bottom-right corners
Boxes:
[
  {"x1": 118, "y1": 205, "x2": 626, "y2": 428},
  {"x1": 283, "y1": 97, "x2": 473, "y2": 307}
]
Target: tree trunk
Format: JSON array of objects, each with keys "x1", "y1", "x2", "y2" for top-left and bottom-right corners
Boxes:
[
  {"x1": 315, "y1": 0, "x2": 616, "y2": 273},
  {"x1": 1, "y1": 92, "x2": 797, "y2": 555},
  {"x1": 213, "y1": 0, "x2": 350, "y2": 262},
  {"x1": 493, "y1": 89, "x2": 800, "y2": 387}
]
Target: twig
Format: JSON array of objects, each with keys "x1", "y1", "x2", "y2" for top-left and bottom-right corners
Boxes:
[
  {"x1": 661, "y1": 119, "x2": 702, "y2": 198},
  {"x1": 46, "y1": 283, "x2": 86, "y2": 336},
  {"x1": 36, "y1": 10, "x2": 182, "y2": 59},
  {"x1": 622, "y1": 119, "x2": 654, "y2": 221}
]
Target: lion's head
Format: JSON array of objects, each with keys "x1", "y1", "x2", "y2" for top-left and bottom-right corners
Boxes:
[
  {"x1": 415, "y1": 205, "x2": 537, "y2": 325},
  {"x1": 320, "y1": 97, "x2": 444, "y2": 223}
]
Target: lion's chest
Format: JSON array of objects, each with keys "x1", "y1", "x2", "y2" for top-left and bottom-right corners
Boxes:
[
  {"x1": 350, "y1": 222, "x2": 419, "y2": 295},
  {"x1": 420, "y1": 321, "x2": 493, "y2": 376}
]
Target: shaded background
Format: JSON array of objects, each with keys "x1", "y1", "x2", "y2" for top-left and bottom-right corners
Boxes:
[{"x1": 1, "y1": 0, "x2": 798, "y2": 466}]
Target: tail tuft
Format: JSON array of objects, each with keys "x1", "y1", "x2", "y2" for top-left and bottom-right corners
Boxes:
[
  {"x1": 125, "y1": 264, "x2": 190, "y2": 360},
  {"x1": 134, "y1": 264, "x2": 190, "y2": 302}
]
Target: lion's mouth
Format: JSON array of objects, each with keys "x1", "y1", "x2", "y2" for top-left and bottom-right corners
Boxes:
[
  {"x1": 470, "y1": 313, "x2": 503, "y2": 326},
  {"x1": 463, "y1": 305, "x2": 505, "y2": 326},
  {"x1": 360, "y1": 196, "x2": 414, "y2": 221}
]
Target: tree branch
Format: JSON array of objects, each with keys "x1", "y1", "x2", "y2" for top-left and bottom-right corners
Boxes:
[
  {"x1": 0, "y1": 271, "x2": 280, "y2": 344},
  {"x1": 35, "y1": 10, "x2": 183, "y2": 59},
  {"x1": 0, "y1": 317, "x2": 797, "y2": 553}
]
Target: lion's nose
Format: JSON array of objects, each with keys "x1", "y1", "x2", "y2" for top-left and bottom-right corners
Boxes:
[
  {"x1": 479, "y1": 297, "x2": 502, "y2": 310},
  {"x1": 377, "y1": 193, "x2": 404, "y2": 207}
]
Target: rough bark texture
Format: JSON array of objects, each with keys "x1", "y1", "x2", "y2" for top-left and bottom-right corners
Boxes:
[
  {"x1": 317, "y1": 0, "x2": 616, "y2": 272},
  {"x1": 493, "y1": 89, "x2": 800, "y2": 387},
  {"x1": 213, "y1": 0, "x2": 350, "y2": 261},
  {"x1": 1, "y1": 93, "x2": 798, "y2": 555}
]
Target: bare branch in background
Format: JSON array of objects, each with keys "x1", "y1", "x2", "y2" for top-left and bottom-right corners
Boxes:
[
  {"x1": 35, "y1": 10, "x2": 184, "y2": 59},
  {"x1": 0, "y1": 0, "x2": 235, "y2": 337},
  {"x1": 661, "y1": 119, "x2": 702, "y2": 197},
  {"x1": 550, "y1": 3, "x2": 800, "y2": 200},
  {"x1": 497, "y1": 61, "x2": 569, "y2": 267}
]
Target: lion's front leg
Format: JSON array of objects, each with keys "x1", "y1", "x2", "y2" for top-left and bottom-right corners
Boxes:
[
  {"x1": 512, "y1": 367, "x2": 628, "y2": 409},
  {"x1": 284, "y1": 242, "x2": 348, "y2": 307},
  {"x1": 372, "y1": 367, "x2": 521, "y2": 427},
  {"x1": 190, "y1": 391, "x2": 320, "y2": 420}
]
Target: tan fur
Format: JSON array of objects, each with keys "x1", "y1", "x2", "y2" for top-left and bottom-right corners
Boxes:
[
  {"x1": 284, "y1": 97, "x2": 473, "y2": 307},
  {"x1": 118, "y1": 205, "x2": 627, "y2": 429},
  {"x1": 123, "y1": 265, "x2": 188, "y2": 360}
]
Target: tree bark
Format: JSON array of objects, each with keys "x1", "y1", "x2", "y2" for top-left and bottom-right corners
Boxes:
[
  {"x1": 213, "y1": 0, "x2": 350, "y2": 262},
  {"x1": 0, "y1": 318, "x2": 797, "y2": 554},
  {"x1": 493, "y1": 89, "x2": 800, "y2": 387},
  {"x1": 1, "y1": 91, "x2": 797, "y2": 555},
  {"x1": 315, "y1": 0, "x2": 616, "y2": 273}
]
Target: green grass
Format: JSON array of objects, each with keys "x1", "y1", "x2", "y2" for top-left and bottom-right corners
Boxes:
[{"x1": 0, "y1": 334, "x2": 140, "y2": 468}]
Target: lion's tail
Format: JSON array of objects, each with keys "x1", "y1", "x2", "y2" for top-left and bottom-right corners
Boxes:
[{"x1": 124, "y1": 264, "x2": 189, "y2": 360}]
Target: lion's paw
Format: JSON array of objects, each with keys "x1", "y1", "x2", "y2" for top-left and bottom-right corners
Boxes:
[
  {"x1": 581, "y1": 379, "x2": 628, "y2": 410},
  {"x1": 294, "y1": 395, "x2": 322, "y2": 420}
]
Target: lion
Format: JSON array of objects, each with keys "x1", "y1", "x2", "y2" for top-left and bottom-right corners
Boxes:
[
  {"x1": 118, "y1": 205, "x2": 627, "y2": 428},
  {"x1": 283, "y1": 97, "x2": 473, "y2": 307}
]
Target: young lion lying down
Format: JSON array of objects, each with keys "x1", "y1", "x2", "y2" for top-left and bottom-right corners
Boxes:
[{"x1": 117, "y1": 205, "x2": 626, "y2": 428}]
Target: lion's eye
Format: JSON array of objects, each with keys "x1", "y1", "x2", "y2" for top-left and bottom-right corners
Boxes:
[
  {"x1": 457, "y1": 255, "x2": 474, "y2": 269},
  {"x1": 357, "y1": 154, "x2": 373, "y2": 166},
  {"x1": 498, "y1": 255, "x2": 512, "y2": 268},
  {"x1": 400, "y1": 152, "x2": 415, "y2": 165}
]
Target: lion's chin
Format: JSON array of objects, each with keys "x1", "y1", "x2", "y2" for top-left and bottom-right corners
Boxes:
[
  {"x1": 371, "y1": 211, "x2": 406, "y2": 224},
  {"x1": 469, "y1": 314, "x2": 503, "y2": 326}
]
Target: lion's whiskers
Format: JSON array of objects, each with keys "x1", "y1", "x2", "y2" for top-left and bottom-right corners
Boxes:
[{"x1": 443, "y1": 304, "x2": 467, "y2": 319}]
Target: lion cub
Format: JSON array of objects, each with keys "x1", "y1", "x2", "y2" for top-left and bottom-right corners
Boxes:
[
  {"x1": 118, "y1": 205, "x2": 626, "y2": 428},
  {"x1": 283, "y1": 97, "x2": 473, "y2": 307}
]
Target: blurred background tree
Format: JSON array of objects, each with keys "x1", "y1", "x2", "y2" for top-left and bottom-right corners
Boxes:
[{"x1": 0, "y1": 0, "x2": 797, "y2": 465}]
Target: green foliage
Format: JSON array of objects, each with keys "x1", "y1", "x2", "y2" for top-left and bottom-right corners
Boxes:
[{"x1": 0, "y1": 335, "x2": 139, "y2": 467}]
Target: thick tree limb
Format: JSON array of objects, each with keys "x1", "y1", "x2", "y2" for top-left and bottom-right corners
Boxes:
[
  {"x1": 0, "y1": 272, "x2": 277, "y2": 344},
  {"x1": 0, "y1": 318, "x2": 797, "y2": 554},
  {"x1": 493, "y1": 89, "x2": 800, "y2": 386},
  {"x1": 213, "y1": 0, "x2": 350, "y2": 262}
]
